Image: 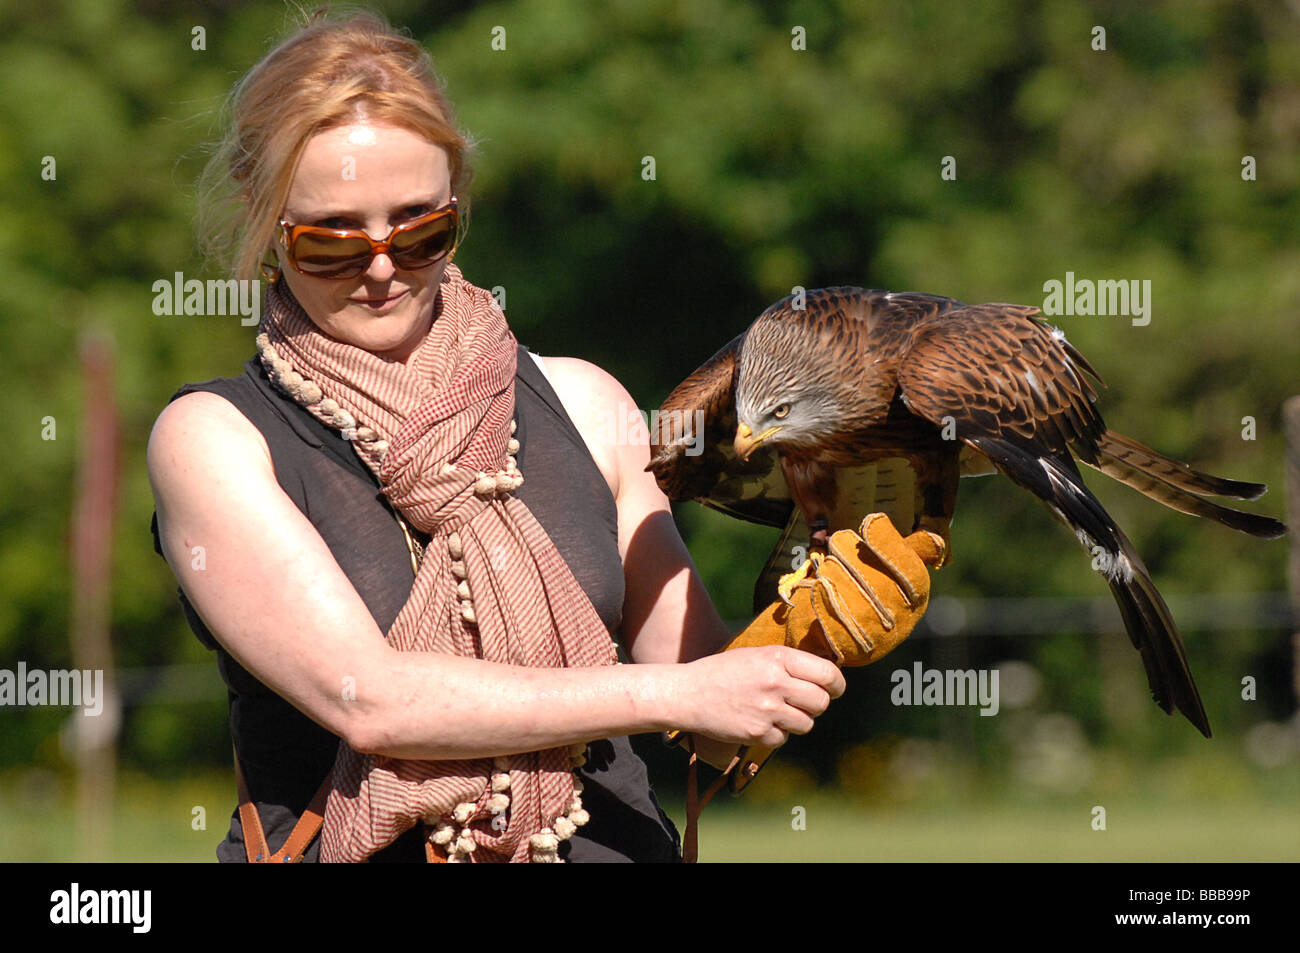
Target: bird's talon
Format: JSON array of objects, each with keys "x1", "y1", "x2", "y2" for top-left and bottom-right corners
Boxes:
[
  {"x1": 778, "y1": 552, "x2": 822, "y2": 604},
  {"x1": 913, "y1": 517, "x2": 953, "y2": 567}
]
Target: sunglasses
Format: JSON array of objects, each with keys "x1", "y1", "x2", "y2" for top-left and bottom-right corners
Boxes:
[{"x1": 277, "y1": 198, "x2": 459, "y2": 280}]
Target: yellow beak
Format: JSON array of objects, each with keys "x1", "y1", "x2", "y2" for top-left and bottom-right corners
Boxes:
[{"x1": 734, "y1": 422, "x2": 782, "y2": 461}]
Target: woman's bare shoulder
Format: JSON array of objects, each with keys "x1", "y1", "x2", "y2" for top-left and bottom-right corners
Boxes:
[
  {"x1": 532, "y1": 355, "x2": 642, "y2": 499},
  {"x1": 534, "y1": 355, "x2": 628, "y2": 397},
  {"x1": 147, "y1": 390, "x2": 273, "y2": 488}
]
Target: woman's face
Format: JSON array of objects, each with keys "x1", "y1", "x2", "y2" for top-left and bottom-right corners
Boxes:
[{"x1": 277, "y1": 122, "x2": 453, "y2": 364}]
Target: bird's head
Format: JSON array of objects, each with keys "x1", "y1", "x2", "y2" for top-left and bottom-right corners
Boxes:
[{"x1": 733, "y1": 309, "x2": 847, "y2": 461}]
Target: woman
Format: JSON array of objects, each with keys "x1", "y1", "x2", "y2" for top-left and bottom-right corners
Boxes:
[{"x1": 148, "y1": 11, "x2": 844, "y2": 862}]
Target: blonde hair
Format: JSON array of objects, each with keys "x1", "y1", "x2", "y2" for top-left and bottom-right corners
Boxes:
[{"x1": 198, "y1": 7, "x2": 473, "y2": 281}]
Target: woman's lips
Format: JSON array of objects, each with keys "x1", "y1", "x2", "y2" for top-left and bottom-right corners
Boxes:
[{"x1": 349, "y1": 289, "x2": 408, "y2": 312}]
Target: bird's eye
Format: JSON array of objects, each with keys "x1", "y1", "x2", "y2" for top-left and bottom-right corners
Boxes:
[{"x1": 773, "y1": 403, "x2": 790, "y2": 419}]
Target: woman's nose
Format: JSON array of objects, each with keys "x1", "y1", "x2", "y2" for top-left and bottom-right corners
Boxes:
[{"x1": 363, "y1": 251, "x2": 397, "y2": 282}]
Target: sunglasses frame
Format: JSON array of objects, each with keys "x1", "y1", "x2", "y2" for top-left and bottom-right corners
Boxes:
[{"x1": 276, "y1": 197, "x2": 460, "y2": 280}]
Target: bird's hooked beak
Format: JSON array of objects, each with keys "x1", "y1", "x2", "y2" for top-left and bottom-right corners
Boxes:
[{"x1": 734, "y1": 422, "x2": 782, "y2": 461}]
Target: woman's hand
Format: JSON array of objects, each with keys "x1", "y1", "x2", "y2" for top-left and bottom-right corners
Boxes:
[{"x1": 673, "y1": 646, "x2": 846, "y2": 749}]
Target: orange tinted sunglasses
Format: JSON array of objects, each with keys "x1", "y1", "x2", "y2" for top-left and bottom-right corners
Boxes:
[{"x1": 277, "y1": 198, "x2": 459, "y2": 279}]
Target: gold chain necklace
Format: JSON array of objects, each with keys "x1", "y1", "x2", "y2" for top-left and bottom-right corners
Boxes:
[{"x1": 394, "y1": 510, "x2": 424, "y2": 576}]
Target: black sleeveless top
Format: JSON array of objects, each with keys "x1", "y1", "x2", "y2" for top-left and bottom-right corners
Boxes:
[{"x1": 151, "y1": 345, "x2": 680, "y2": 862}]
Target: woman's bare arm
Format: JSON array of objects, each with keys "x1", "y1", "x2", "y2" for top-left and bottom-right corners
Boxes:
[
  {"x1": 539, "y1": 356, "x2": 737, "y2": 665},
  {"x1": 148, "y1": 391, "x2": 842, "y2": 761}
]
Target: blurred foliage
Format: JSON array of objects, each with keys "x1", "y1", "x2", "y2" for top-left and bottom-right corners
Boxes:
[{"x1": 1, "y1": 0, "x2": 1297, "y2": 829}]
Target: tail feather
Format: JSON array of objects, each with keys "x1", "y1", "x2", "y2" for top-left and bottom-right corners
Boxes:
[
  {"x1": 1084, "y1": 453, "x2": 1286, "y2": 539},
  {"x1": 1097, "y1": 431, "x2": 1268, "y2": 500}
]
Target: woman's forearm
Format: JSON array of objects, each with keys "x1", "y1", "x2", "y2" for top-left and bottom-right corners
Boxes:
[
  {"x1": 350, "y1": 639, "x2": 842, "y2": 760},
  {"x1": 351, "y1": 649, "x2": 685, "y2": 759}
]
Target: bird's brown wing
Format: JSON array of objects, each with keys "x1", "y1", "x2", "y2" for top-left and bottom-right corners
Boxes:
[
  {"x1": 894, "y1": 304, "x2": 1285, "y2": 538},
  {"x1": 645, "y1": 332, "x2": 794, "y2": 528},
  {"x1": 895, "y1": 304, "x2": 1211, "y2": 736},
  {"x1": 895, "y1": 303, "x2": 1107, "y2": 459}
]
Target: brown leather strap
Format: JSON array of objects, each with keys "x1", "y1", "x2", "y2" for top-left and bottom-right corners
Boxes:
[
  {"x1": 234, "y1": 752, "x2": 272, "y2": 863},
  {"x1": 234, "y1": 748, "x2": 331, "y2": 863},
  {"x1": 279, "y1": 776, "x2": 330, "y2": 862},
  {"x1": 681, "y1": 736, "x2": 741, "y2": 864}
]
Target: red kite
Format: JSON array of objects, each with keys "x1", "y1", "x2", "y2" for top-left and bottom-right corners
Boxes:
[{"x1": 647, "y1": 288, "x2": 1286, "y2": 737}]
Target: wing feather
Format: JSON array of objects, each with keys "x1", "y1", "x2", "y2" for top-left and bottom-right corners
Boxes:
[{"x1": 896, "y1": 303, "x2": 1105, "y2": 458}]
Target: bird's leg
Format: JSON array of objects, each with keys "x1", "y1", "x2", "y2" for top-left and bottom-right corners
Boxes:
[
  {"x1": 912, "y1": 450, "x2": 959, "y2": 567},
  {"x1": 778, "y1": 458, "x2": 838, "y2": 603},
  {"x1": 808, "y1": 515, "x2": 830, "y2": 553}
]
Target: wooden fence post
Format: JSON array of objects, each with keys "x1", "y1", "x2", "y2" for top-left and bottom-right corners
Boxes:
[{"x1": 70, "y1": 329, "x2": 121, "y2": 860}]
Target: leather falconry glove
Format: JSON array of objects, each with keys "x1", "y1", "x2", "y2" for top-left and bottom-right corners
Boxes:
[{"x1": 673, "y1": 512, "x2": 946, "y2": 793}]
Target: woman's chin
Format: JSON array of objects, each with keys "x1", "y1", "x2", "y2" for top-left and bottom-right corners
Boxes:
[
  {"x1": 355, "y1": 330, "x2": 421, "y2": 362},
  {"x1": 325, "y1": 310, "x2": 430, "y2": 361}
]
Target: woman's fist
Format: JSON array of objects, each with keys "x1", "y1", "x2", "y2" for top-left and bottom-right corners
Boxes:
[{"x1": 676, "y1": 645, "x2": 845, "y2": 748}]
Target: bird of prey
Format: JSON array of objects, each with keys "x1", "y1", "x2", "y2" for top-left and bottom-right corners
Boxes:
[{"x1": 646, "y1": 287, "x2": 1286, "y2": 738}]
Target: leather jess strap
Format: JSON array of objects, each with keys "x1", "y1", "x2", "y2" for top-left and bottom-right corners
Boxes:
[
  {"x1": 234, "y1": 753, "x2": 452, "y2": 863},
  {"x1": 681, "y1": 737, "x2": 742, "y2": 864},
  {"x1": 234, "y1": 751, "x2": 331, "y2": 863}
]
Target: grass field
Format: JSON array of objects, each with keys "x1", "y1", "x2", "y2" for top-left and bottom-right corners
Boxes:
[
  {"x1": 2, "y1": 766, "x2": 1296, "y2": 862},
  {"x1": 690, "y1": 798, "x2": 1300, "y2": 862}
]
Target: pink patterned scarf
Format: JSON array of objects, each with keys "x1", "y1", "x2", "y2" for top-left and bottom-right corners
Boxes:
[{"x1": 256, "y1": 264, "x2": 617, "y2": 862}]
